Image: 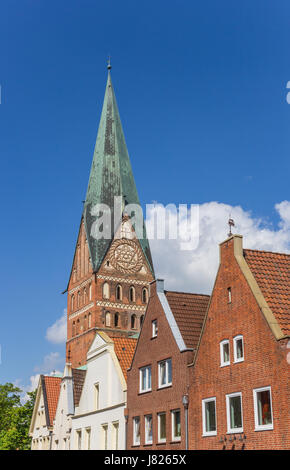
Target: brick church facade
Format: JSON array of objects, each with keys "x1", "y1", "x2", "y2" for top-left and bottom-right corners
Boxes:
[{"x1": 65, "y1": 70, "x2": 154, "y2": 368}]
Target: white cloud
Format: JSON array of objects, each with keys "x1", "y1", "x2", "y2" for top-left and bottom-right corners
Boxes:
[
  {"x1": 34, "y1": 352, "x2": 63, "y2": 375},
  {"x1": 46, "y1": 309, "x2": 67, "y2": 344},
  {"x1": 146, "y1": 201, "x2": 290, "y2": 294}
]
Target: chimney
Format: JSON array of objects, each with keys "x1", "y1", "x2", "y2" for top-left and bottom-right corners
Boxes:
[
  {"x1": 149, "y1": 279, "x2": 165, "y2": 297},
  {"x1": 219, "y1": 234, "x2": 243, "y2": 264}
]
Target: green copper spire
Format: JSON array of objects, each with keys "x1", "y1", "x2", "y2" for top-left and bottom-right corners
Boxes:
[{"x1": 83, "y1": 69, "x2": 154, "y2": 275}]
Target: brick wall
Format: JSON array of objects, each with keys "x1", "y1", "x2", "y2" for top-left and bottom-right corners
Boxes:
[
  {"x1": 188, "y1": 236, "x2": 290, "y2": 450},
  {"x1": 66, "y1": 221, "x2": 153, "y2": 367},
  {"x1": 126, "y1": 280, "x2": 194, "y2": 450}
]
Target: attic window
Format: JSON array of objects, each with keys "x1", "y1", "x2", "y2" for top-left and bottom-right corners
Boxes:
[{"x1": 152, "y1": 320, "x2": 158, "y2": 338}]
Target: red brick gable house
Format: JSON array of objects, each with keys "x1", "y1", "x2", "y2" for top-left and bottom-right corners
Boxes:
[
  {"x1": 189, "y1": 235, "x2": 290, "y2": 450},
  {"x1": 126, "y1": 279, "x2": 210, "y2": 450}
]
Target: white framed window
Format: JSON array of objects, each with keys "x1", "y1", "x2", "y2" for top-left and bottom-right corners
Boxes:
[
  {"x1": 233, "y1": 335, "x2": 244, "y2": 363},
  {"x1": 101, "y1": 424, "x2": 108, "y2": 450},
  {"x1": 133, "y1": 417, "x2": 140, "y2": 446},
  {"x1": 152, "y1": 320, "x2": 158, "y2": 338},
  {"x1": 253, "y1": 386, "x2": 273, "y2": 431},
  {"x1": 158, "y1": 412, "x2": 166, "y2": 443},
  {"x1": 112, "y1": 421, "x2": 119, "y2": 450},
  {"x1": 158, "y1": 359, "x2": 172, "y2": 388},
  {"x1": 94, "y1": 383, "x2": 99, "y2": 410},
  {"x1": 171, "y1": 409, "x2": 181, "y2": 441},
  {"x1": 145, "y1": 415, "x2": 153, "y2": 444},
  {"x1": 226, "y1": 392, "x2": 243, "y2": 433},
  {"x1": 76, "y1": 429, "x2": 82, "y2": 450},
  {"x1": 202, "y1": 397, "x2": 217, "y2": 436},
  {"x1": 139, "y1": 366, "x2": 152, "y2": 393},
  {"x1": 220, "y1": 340, "x2": 230, "y2": 367},
  {"x1": 85, "y1": 427, "x2": 91, "y2": 450}
]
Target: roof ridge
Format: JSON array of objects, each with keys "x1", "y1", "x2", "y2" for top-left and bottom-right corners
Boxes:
[
  {"x1": 165, "y1": 290, "x2": 210, "y2": 297},
  {"x1": 244, "y1": 248, "x2": 290, "y2": 257}
]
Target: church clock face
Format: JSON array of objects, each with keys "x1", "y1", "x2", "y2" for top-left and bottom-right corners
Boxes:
[{"x1": 108, "y1": 239, "x2": 143, "y2": 274}]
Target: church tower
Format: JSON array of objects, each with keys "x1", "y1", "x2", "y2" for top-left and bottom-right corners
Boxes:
[{"x1": 66, "y1": 67, "x2": 155, "y2": 367}]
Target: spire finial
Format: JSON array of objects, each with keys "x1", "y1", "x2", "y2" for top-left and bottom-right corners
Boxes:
[
  {"x1": 228, "y1": 215, "x2": 235, "y2": 238},
  {"x1": 107, "y1": 55, "x2": 112, "y2": 70}
]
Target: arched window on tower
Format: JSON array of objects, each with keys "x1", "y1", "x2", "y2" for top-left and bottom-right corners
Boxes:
[
  {"x1": 131, "y1": 314, "x2": 137, "y2": 329},
  {"x1": 72, "y1": 321, "x2": 76, "y2": 336},
  {"x1": 89, "y1": 283, "x2": 92, "y2": 301},
  {"x1": 84, "y1": 315, "x2": 87, "y2": 330},
  {"x1": 77, "y1": 291, "x2": 81, "y2": 308},
  {"x1": 129, "y1": 286, "x2": 135, "y2": 303},
  {"x1": 114, "y1": 313, "x2": 119, "y2": 328},
  {"x1": 105, "y1": 312, "x2": 111, "y2": 327},
  {"x1": 142, "y1": 287, "x2": 148, "y2": 304},
  {"x1": 88, "y1": 312, "x2": 92, "y2": 328},
  {"x1": 76, "y1": 319, "x2": 80, "y2": 335},
  {"x1": 103, "y1": 282, "x2": 110, "y2": 299},
  {"x1": 71, "y1": 295, "x2": 74, "y2": 311},
  {"x1": 116, "y1": 285, "x2": 122, "y2": 301},
  {"x1": 140, "y1": 315, "x2": 144, "y2": 328},
  {"x1": 84, "y1": 288, "x2": 87, "y2": 304}
]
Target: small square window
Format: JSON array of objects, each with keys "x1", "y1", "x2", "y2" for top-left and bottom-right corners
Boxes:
[
  {"x1": 220, "y1": 340, "x2": 230, "y2": 367},
  {"x1": 233, "y1": 335, "x2": 244, "y2": 363},
  {"x1": 202, "y1": 397, "x2": 217, "y2": 436},
  {"x1": 171, "y1": 409, "x2": 181, "y2": 441},
  {"x1": 139, "y1": 366, "x2": 152, "y2": 393},
  {"x1": 152, "y1": 320, "x2": 158, "y2": 338},
  {"x1": 145, "y1": 415, "x2": 153, "y2": 444},
  {"x1": 253, "y1": 387, "x2": 273, "y2": 431},
  {"x1": 158, "y1": 413, "x2": 166, "y2": 443},
  {"x1": 158, "y1": 359, "x2": 172, "y2": 388},
  {"x1": 226, "y1": 393, "x2": 243, "y2": 433}
]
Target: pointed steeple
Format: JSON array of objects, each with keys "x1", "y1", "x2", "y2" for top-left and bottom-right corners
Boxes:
[{"x1": 83, "y1": 69, "x2": 154, "y2": 275}]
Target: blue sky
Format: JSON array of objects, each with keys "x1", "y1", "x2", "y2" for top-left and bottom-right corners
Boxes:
[{"x1": 0, "y1": 0, "x2": 289, "y2": 389}]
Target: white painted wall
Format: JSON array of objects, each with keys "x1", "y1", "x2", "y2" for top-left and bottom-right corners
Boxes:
[
  {"x1": 71, "y1": 334, "x2": 127, "y2": 450},
  {"x1": 30, "y1": 387, "x2": 52, "y2": 450},
  {"x1": 51, "y1": 371, "x2": 73, "y2": 450}
]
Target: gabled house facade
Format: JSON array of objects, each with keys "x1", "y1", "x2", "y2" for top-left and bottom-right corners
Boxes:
[
  {"x1": 126, "y1": 279, "x2": 210, "y2": 450},
  {"x1": 51, "y1": 365, "x2": 86, "y2": 450},
  {"x1": 71, "y1": 331, "x2": 137, "y2": 450},
  {"x1": 189, "y1": 235, "x2": 290, "y2": 450},
  {"x1": 29, "y1": 375, "x2": 62, "y2": 450}
]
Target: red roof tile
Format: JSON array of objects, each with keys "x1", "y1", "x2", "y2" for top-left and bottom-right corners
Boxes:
[
  {"x1": 43, "y1": 376, "x2": 61, "y2": 426},
  {"x1": 72, "y1": 369, "x2": 86, "y2": 406},
  {"x1": 244, "y1": 249, "x2": 290, "y2": 337},
  {"x1": 111, "y1": 337, "x2": 137, "y2": 382},
  {"x1": 165, "y1": 291, "x2": 210, "y2": 349}
]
